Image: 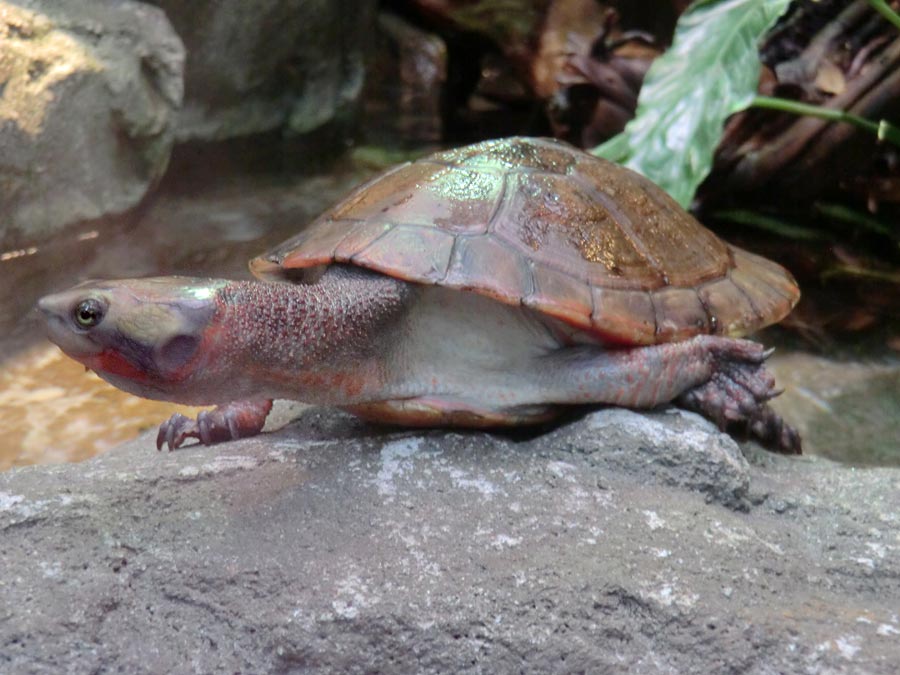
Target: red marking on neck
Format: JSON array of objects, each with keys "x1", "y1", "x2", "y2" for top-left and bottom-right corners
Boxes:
[
  {"x1": 194, "y1": 320, "x2": 226, "y2": 370},
  {"x1": 85, "y1": 350, "x2": 151, "y2": 383}
]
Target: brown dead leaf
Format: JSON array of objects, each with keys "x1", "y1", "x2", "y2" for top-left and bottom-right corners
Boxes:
[
  {"x1": 533, "y1": 0, "x2": 610, "y2": 98},
  {"x1": 814, "y1": 59, "x2": 846, "y2": 95}
]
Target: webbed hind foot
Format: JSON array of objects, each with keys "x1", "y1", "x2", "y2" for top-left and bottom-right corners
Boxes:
[{"x1": 676, "y1": 344, "x2": 801, "y2": 454}]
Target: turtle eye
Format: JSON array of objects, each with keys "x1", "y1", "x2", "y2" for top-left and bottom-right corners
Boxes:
[{"x1": 73, "y1": 299, "x2": 105, "y2": 329}]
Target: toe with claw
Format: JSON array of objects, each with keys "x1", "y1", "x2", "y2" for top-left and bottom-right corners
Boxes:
[
  {"x1": 156, "y1": 399, "x2": 274, "y2": 451},
  {"x1": 677, "y1": 338, "x2": 801, "y2": 454}
]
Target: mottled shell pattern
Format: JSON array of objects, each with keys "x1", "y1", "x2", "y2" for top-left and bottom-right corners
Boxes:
[{"x1": 251, "y1": 137, "x2": 799, "y2": 345}]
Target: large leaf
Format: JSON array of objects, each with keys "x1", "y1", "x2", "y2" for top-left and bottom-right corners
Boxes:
[{"x1": 593, "y1": 0, "x2": 792, "y2": 207}]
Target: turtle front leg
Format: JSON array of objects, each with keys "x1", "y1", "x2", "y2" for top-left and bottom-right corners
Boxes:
[{"x1": 156, "y1": 399, "x2": 274, "y2": 451}]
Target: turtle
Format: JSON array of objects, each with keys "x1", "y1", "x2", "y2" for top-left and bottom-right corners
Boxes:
[{"x1": 38, "y1": 137, "x2": 801, "y2": 453}]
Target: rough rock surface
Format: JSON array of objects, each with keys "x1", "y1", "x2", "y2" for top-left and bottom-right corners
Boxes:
[
  {"x1": 0, "y1": 0, "x2": 184, "y2": 241},
  {"x1": 1, "y1": 407, "x2": 898, "y2": 673},
  {"x1": 145, "y1": 0, "x2": 377, "y2": 141}
]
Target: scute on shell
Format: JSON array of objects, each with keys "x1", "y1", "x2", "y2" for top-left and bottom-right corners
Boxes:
[{"x1": 251, "y1": 137, "x2": 800, "y2": 345}]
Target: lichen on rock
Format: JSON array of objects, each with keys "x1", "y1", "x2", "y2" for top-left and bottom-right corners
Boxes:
[{"x1": 0, "y1": 5, "x2": 101, "y2": 136}]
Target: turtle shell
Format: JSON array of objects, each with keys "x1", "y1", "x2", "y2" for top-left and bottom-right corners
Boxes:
[{"x1": 251, "y1": 137, "x2": 799, "y2": 345}]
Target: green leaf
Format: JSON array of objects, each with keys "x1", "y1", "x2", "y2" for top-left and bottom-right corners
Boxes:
[{"x1": 593, "y1": 0, "x2": 792, "y2": 207}]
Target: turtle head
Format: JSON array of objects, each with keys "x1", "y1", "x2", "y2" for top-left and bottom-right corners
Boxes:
[{"x1": 37, "y1": 277, "x2": 227, "y2": 402}]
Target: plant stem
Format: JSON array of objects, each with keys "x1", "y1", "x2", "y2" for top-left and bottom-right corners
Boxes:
[
  {"x1": 752, "y1": 95, "x2": 877, "y2": 132},
  {"x1": 867, "y1": 0, "x2": 900, "y2": 32},
  {"x1": 751, "y1": 95, "x2": 900, "y2": 147},
  {"x1": 822, "y1": 264, "x2": 900, "y2": 284}
]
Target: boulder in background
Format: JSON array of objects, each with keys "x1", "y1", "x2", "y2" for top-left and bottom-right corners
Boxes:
[
  {"x1": 145, "y1": 0, "x2": 377, "y2": 142},
  {"x1": 0, "y1": 0, "x2": 184, "y2": 242}
]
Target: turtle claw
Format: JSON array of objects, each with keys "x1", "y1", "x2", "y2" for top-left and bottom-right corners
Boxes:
[
  {"x1": 747, "y1": 405, "x2": 801, "y2": 455},
  {"x1": 676, "y1": 338, "x2": 801, "y2": 454},
  {"x1": 197, "y1": 409, "x2": 238, "y2": 445},
  {"x1": 764, "y1": 387, "x2": 785, "y2": 401},
  {"x1": 156, "y1": 413, "x2": 198, "y2": 451},
  {"x1": 155, "y1": 400, "x2": 274, "y2": 451}
]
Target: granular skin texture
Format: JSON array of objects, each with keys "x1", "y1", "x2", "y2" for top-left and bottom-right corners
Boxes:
[{"x1": 210, "y1": 267, "x2": 413, "y2": 403}]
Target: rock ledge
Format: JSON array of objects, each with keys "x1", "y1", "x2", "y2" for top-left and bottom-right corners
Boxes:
[{"x1": 1, "y1": 408, "x2": 898, "y2": 673}]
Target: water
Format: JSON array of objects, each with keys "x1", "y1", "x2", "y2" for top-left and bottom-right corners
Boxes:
[
  {"x1": 0, "y1": 344, "x2": 205, "y2": 470},
  {"x1": 765, "y1": 351, "x2": 900, "y2": 467}
]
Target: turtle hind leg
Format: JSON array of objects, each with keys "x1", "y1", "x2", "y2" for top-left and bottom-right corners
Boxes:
[
  {"x1": 343, "y1": 397, "x2": 559, "y2": 428},
  {"x1": 538, "y1": 335, "x2": 801, "y2": 454}
]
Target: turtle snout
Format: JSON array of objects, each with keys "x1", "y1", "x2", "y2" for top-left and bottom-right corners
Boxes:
[
  {"x1": 36, "y1": 292, "x2": 75, "y2": 327},
  {"x1": 37, "y1": 294, "x2": 58, "y2": 317},
  {"x1": 36, "y1": 293, "x2": 66, "y2": 326},
  {"x1": 37, "y1": 293, "x2": 70, "y2": 343}
]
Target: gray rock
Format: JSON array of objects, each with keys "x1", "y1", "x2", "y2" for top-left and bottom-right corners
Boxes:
[
  {"x1": 1, "y1": 407, "x2": 898, "y2": 673},
  {"x1": 145, "y1": 0, "x2": 377, "y2": 141},
  {"x1": 547, "y1": 408, "x2": 750, "y2": 509},
  {"x1": 0, "y1": 0, "x2": 184, "y2": 241}
]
